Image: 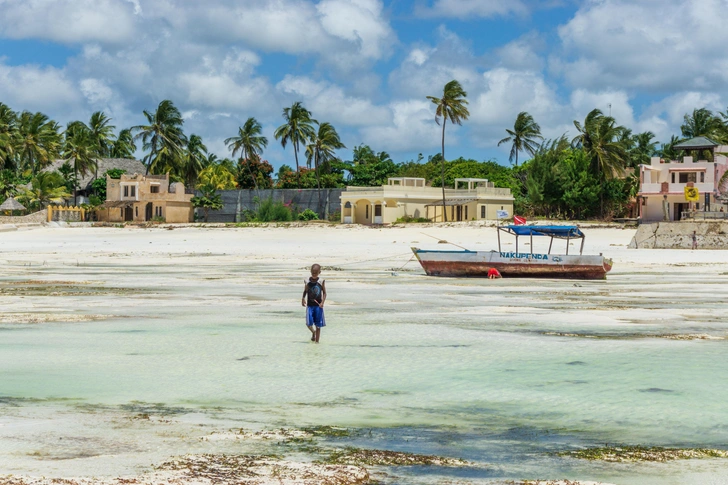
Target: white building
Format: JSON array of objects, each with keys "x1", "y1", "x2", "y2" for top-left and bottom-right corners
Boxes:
[
  {"x1": 340, "y1": 177, "x2": 514, "y2": 224},
  {"x1": 638, "y1": 137, "x2": 728, "y2": 222}
]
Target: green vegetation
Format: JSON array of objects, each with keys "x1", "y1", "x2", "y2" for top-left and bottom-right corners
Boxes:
[
  {"x1": 4, "y1": 88, "x2": 728, "y2": 220},
  {"x1": 254, "y1": 198, "x2": 293, "y2": 222},
  {"x1": 394, "y1": 215, "x2": 431, "y2": 223},
  {"x1": 559, "y1": 446, "x2": 728, "y2": 462},
  {"x1": 321, "y1": 447, "x2": 470, "y2": 467},
  {"x1": 297, "y1": 209, "x2": 319, "y2": 221}
]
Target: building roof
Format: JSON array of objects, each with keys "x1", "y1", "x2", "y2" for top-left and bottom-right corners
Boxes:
[
  {"x1": 44, "y1": 158, "x2": 146, "y2": 190},
  {"x1": 0, "y1": 197, "x2": 26, "y2": 211},
  {"x1": 673, "y1": 137, "x2": 719, "y2": 150},
  {"x1": 425, "y1": 198, "x2": 478, "y2": 207}
]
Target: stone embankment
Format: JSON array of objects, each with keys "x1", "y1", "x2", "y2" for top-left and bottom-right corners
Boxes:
[
  {"x1": 629, "y1": 221, "x2": 728, "y2": 249},
  {"x1": 0, "y1": 209, "x2": 48, "y2": 231}
]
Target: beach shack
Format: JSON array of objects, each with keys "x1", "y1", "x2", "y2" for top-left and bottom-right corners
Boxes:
[
  {"x1": 637, "y1": 137, "x2": 728, "y2": 222},
  {"x1": 340, "y1": 177, "x2": 514, "y2": 224},
  {"x1": 99, "y1": 173, "x2": 193, "y2": 223}
]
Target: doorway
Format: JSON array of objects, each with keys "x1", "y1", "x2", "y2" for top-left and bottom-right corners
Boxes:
[
  {"x1": 674, "y1": 203, "x2": 687, "y2": 221},
  {"x1": 145, "y1": 202, "x2": 153, "y2": 221},
  {"x1": 124, "y1": 206, "x2": 134, "y2": 222},
  {"x1": 456, "y1": 205, "x2": 462, "y2": 221}
]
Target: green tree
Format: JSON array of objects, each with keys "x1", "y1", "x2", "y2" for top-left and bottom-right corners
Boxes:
[
  {"x1": 628, "y1": 131, "x2": 658, "y2": 167},
  {"x1": 87, "y1": 111, "x2": 116, "y2": 157},
  {"x1": 274, "y1": 102, "x2": 315, "y2": 188},
  {"x1": 427, "y1": 79, "x2": 469, "y2": 221},
  {"x1": 681, "y1": 108, "x2": 723, "y2": 140},
  {"x1": 196, "y1": 163, "x2": 237, "y2": 192},
  {"x1": 346, "y1": 145, "x2": 398, "y2": 186},
  {"x1": 191, "y1": 193, "x2": 223, "y2": 222},
  {"x1": 132, "y1": 100, "x2": 187, "y2": 175},
  {"x1": 497, "y1": 111, "x2": 543, "y2": 167},
  {"x1": 0, "y1": 103, "x2": 19, "y2": 171},
  {"x1": 110, "y1": 128, "x2": 137, "y2": 158},
  {"x1": 306, "y1": 122, "x2": 345, "y2": 216},
  {"x1": 63, "y1": 122, "x2": 98, "y2": 204},
  {"x1": 17, "y1": 171, "x2": 71, "y2": 209},
  {"x1": 236, "y1": 158, "x2": 274, "y2": 189},
  {"x1": 17, "y1": 111, "x2": 62, "y2": 174},
  {"x1": 225, "y1": 117, "x2": 268, "y2": 194},
  {"x1": 181, "y1": 134, "x2": 209, "y2": 188}
]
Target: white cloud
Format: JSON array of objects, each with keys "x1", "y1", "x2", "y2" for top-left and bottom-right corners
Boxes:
[
  {"x1": 360, "y1": 99, "x2": 445, "y2": 152},
  {"x1": 557, "y1": 0, "x2": 728, "y2": 91},
  {"x1": 277, "y1": 75, "x2": 390, "y2": 127},
  {"x1": 0, "y1": 0, "x2": 137, "y2": 44},
  {"x1": 416, "y1": 0, "x2": 528, "y2": 18},
  {"x1": 0, "y1": 62, "x2": 80, "y2": 110}
]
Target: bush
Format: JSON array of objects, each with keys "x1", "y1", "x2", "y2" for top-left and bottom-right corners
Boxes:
[
  {"x1": 297, "y1": 209, "x2": 319, "y2": 221},
  {"x1": 328, "y1": 210, "x2": 341, "y2": 222},
  {"x1": 394, "y1": 215, "x2": 431, "y2": 223},
  {"x1": 256, "y1": 198, "x2": 292, "y2": 222}
]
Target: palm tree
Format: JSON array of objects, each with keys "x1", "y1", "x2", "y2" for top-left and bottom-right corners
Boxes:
[
  {"x1": 274, "y1": 102, "x2": 315, "y2": 188},
  {"x1": 0, "y1": 103, "x2": 19, "y2": 171},
  {"x1": 629, "y1": 131, "x2": 658, "y2": 167},
  {"x1": 306, "y1": 122, "x2": 345, "y2": 216},
  {"x1": 87, "y1": 111, "x2": 116, "y2": 157},
  {"x1": 132, "y1": 100, "x2": 186, "y2": 175},
  {"x1": 681, "y1": 108, "x2": 723, "y2": 140},
  {"x1": 181, "y1": 134, "x2": 208, "y2": 188},
  {"x1": 18, "y1": 171, "x2": 70, "y2": 209},
  {"x1": 572, "y1": 109, "x2": 628, "y2": 216},
  {"x1": 572, "y1": 109, "x2": 627, "y2": 179},
  {"x1": 110, "y1": 128, "x2": 137, "y2": 158},
  {"x1": 63, "y1": 122, "x2": 97, "y2": 204},
  {"x1": 426, "y1": 80, "x2": 469, "y2": 221},
  {"x1": 17, "y1": 111, "x2": 62, "y2": 174},
  {"x1": 225, "y1": 117, "x2": 268, "y2": 195},
  {"x1": 497, "y1": 111, "x2": 543, "y2": 167},
  {"x1": 658, "y1": 135, "x2": 683, "y2": 161}
]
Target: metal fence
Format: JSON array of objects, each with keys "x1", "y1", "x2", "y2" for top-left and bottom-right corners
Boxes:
[
  {"x1": 196, "y1": 188, "x2": 343, "y2": 222},
  {"x1": 681, "y1": 210, "x2": 728, "y2": 221}
]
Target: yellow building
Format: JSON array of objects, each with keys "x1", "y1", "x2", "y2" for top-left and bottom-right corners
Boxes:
[
  {"x1": 340, "y1": 177, "x2": 514, "y2": 224},
  {"x1": 99, "y1": 173, "x2": 193, "y2": 223}
]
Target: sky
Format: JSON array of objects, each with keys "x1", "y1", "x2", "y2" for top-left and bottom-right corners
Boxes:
[{"x1": 1, "y1": 0, "x2": 727, "y2": 170}]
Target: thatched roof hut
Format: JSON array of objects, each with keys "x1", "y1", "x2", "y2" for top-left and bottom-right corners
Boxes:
[{"x1": 0, "y1": 197, "x2": 26, "y2": 212}]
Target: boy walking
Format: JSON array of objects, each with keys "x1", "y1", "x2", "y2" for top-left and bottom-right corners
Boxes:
[{"x1": 302, "y1": 264, "x2": 326, "y2": 343}]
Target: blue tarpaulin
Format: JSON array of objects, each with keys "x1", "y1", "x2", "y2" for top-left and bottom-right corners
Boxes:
[{"x1": 501, "y1": 225, "x2": 584, "y2": 238}]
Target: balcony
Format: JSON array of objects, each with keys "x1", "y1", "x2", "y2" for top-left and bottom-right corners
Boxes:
[{"x1": 640, "y1": 182, "x2": 713, "y2": 194}]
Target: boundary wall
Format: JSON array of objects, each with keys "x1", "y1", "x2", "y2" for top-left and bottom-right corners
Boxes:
[{"x1": 629, "y1": 221, "x2": 728, "y2": 249}]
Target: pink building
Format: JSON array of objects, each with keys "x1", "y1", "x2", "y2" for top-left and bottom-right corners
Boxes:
[{"x1": 638, "y1": 137, "x2": 728, "y2": 222}]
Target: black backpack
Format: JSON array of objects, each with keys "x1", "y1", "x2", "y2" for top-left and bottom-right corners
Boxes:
[{"x1": 306, "y1": 279, "x2": 323, "y2": 306}]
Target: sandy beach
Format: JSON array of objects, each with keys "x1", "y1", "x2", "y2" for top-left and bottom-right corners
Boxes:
[{"x1": 1, "y1": 222, "x2": 727, "y2": 485}]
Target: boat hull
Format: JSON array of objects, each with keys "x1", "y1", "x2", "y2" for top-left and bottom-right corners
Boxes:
[{"x1": 412, "y1": 248, "x2": 612, "y2": 280}]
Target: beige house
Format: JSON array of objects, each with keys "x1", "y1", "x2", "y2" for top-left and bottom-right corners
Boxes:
[
  {"x1": 340, "y1": 177, "x2": 514, "y2": 224},
  {"x1": 638, "y1": 137, "x2": 728, "y2": 222},
  {"x1": 99, "y1": 173, "x2": 193, "y2": 223}
]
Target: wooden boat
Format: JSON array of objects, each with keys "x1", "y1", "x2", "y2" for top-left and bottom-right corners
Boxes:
[{"x1": 412, "y1": 225, "x2": 613, "y2": 280}]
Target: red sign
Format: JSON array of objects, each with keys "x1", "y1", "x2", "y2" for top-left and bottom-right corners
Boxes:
[{"x1": 513, "y1": 215, "x2": 527, "y2": 225}]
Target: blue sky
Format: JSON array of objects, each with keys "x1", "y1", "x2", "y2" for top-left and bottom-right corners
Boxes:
[{"x1": 1, "y1": 0, "x2": 727, "y2": 170}]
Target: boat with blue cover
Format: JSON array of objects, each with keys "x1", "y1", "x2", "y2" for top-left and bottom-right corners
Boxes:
[{"x1": 412, "y1": 225, "x2": 613, "y2": 279}]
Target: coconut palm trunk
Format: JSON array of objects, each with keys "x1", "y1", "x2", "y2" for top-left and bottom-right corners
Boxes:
[{"x1": 440, "y1": 118, "x2": 447, "y2": 222}]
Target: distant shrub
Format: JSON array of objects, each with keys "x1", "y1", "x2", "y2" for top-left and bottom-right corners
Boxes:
[
  {"x1": 394, "y1": 215, "x2": 431, "y2": 224},
  {"x1": 256, "y1": 198, "x2": 292, "y2": 222},
  {"x1": 328, "y1": 210, "x2": 341, "y2": 222},
  {"x1": 298, "y1": 209, "x2": 319, "y2": 221}
]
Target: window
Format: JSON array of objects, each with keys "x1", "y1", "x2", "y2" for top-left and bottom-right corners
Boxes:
[
  {"x1": 374, "y1": 205, "x2": 382, "y2": 217},
  {"x1": 120, "y1": 208, "x2": 123, "y2": 218},
  {"x1": 155, "y1": 206, "x2": 163, "y2": 217},
  {"x1": 135, "y1": 207, "x2": 138, "y2": 217},
  {"x1": 700, "y1": 172, "x2": 705, "y2": 183},
  {"x1": 123, "y1": 186, "x2": 129, "y2": 197},
  {"x1": 366, "y1": 205, "x2": 369, "y2": 219},
  {"x1": 501, "y1": 206, "x2": 504, "y2": 210},
  {"x1": 130, "y1": 186, "x2": 136, "y2": 197},
  {"x1": 678, "y1": 172, "x2": 697, "y2": 183},
  {"x1": 465, "y1": 206, "x2": 468, "y2": 219},
  {"x1": 481, "y1": 206, "x2": 485, "y2": 218},
  {"x1": 671, "y1": 173, "x2": 676, "y2": 183},
  {"x1": 150, "y1": 185, "x2": 160, "y2": 194}
]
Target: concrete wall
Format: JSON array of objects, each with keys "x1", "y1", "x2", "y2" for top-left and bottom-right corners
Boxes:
[
  {"x1": 0, "y1": 209, "x2": 48, "y2": 224},
  {"x1": 629, "y1": 221, "x2": 728, "y2": 249},
  {"x1": 198, "y1": 188, "x2": 343, "y2": 222}
]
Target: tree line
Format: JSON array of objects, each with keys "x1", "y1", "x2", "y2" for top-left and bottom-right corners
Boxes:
[{"x1": 3, "y1": 90, "x2": 728, "y2": 219}]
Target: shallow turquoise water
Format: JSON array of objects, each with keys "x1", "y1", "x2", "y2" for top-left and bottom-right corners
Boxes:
[{"x1": 1, "y1": 228, "x2": 727, "y2": 484}]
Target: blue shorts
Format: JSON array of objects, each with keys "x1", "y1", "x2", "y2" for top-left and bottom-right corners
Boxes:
[{"x1": 306, "y1": 306, "x2": 326, "y2": 328}]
